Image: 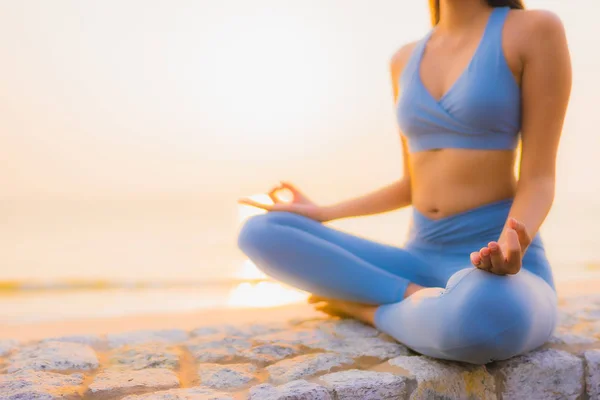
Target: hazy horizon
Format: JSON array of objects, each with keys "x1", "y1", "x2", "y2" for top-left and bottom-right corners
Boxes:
[{"x1": 2, "y1": 0, "x2": 599, "y2": 285}]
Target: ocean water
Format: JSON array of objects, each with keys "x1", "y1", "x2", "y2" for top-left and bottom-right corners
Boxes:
[{"x1": 2, "y1": 0, "x2": 600, "y2": 324}]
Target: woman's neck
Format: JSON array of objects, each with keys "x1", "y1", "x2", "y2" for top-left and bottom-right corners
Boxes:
[{"x1": 438, "y1": 0, "x2": 492, "y2": 32}]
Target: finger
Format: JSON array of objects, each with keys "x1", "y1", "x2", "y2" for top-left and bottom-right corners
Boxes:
[
  {"x1": 478, "y1": 247, "x2": 492, "y2": 271},
  {"x1": 237, "y1": 198, "x2": 273, "y2": 211},
  {"x1": 509, "y1": 218, "x2": 531, "y2": 251},
  {"x1": 470, "y1": 251, "x2": 482, "y2": 267},
  {"x1": 505, "y1": 229, "x2": 522, "y2": 273},
  {"x1": 488, "y1": 241, "x2": 505, "y2": 271},
  {"x1": 267, "y1": 187, "x2": 281, "y2": 204}
]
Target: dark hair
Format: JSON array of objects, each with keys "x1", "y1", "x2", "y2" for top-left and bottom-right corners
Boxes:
[{"x1": 428, "y1": 0, "x2": 525, "y2": 26}]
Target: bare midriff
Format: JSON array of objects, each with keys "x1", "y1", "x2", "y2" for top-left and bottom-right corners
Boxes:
[{"x1": 408, "y1": 148, "x2": 517, "y2": 220}]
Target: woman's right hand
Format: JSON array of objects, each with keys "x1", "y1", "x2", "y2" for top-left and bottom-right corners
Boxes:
[{"x1": 238, "y1": 181, "x2": 330, "y2": 222}]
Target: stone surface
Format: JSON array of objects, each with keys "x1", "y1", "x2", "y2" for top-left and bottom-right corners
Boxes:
[
  {"x1": 307, "y1": 336, "x2": 410, "y2": 360},
  {"x1": 319, "y1": 369, "x2": 410, "y2": 400},
  {"x1": 197, "y1": 363, "x2": 257, "y2": 389},
  {"x1": 108, "y1": 329, "x2": 188, "y2": 348},
  {"x1": 0, "y1": 370, "x2": 84, "y2": 400},
  {"x1": 0, "y1": 339, "x2": 18, "y2": 357},
  {"x1": 390, "y1": 355, "x2": 495, "y2": 399},
  {"x1": 191, "y1": 322, "x2": 288, "y2": 339},
  {"x1": 8, "y1": 341, "x2": 99, "y2": 372},
  {"x1": 266, "y1": 353, "x2": 354, "y2": 384},
  {"x1": 185, "y1": 335, "x2": 252, "y2": 363},
  {"x1": 241, "y1": 343, "x2": 301, "y2": 366},
  {"x1": 585, "y1": 349, "x2": 600, "y2": 399},
  {"x1": 313, "y1": 319, "x2": 380, "y2": 339},
  {"x1": 109, "y1": 343, "x2": 180, "y2": 370},
  {"x1": 250, "y1": 380, "x2": 333, "y2": 400},
  {"x1": 42, "y1": 334, "x2": 104, "y2": 347},
  {"x1": 122, "y1": 387, "x2": 234, "y2": 400},
  {"x1": 255, "y1": 328, "x2": 334, "y2": 347},
  {"x1": 87, "y1": 368, "x2": 179, "y2": 397},
  {"x1": 491, "y1": 348, "x2": 584, "y2": 399}
]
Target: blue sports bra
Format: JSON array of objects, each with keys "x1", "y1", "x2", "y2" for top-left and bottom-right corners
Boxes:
[{"x1": 396, "y1": 6, "x2": 520, "y2": 153}]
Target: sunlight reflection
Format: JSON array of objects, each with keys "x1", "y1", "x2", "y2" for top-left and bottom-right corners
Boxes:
[
  {"x1": 236, "y1": 260, "x2": 268, "y2": 280},
  {"x1": 227, "y1": 281, "x2": 308, "y2": 308}
]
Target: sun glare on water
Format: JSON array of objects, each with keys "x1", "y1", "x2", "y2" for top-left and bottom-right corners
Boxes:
[{"x1": 228, "y1": 196, "x2": 309, "y2": 308}]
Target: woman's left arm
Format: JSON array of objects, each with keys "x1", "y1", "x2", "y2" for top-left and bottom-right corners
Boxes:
[{"x1": 471, "y1": 10, "x2": 572, "y2": 275}]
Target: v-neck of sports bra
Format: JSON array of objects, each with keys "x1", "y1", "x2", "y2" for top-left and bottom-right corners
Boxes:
[{"x1": 417, "y1": 8, "x2": 497, "y2": 104}]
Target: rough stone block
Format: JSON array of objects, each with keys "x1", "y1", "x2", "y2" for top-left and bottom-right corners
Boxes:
[
  {"x1": 319, "y1": 369, "x2": 410, "y2": 399},
  {"x1": 491, "y1": 348, "x2": 584, "y2": 400},
  {"x1": 0, "y1": 370, "x2": 84, "y2": 400},
  {"x1": 389, "y1": 355, "x2": 495, "y2": 399},
  {"x1": 197, "y1": 363, "x2": 257, "y2": 389},
  {"x1": 107, "y1": 329, "x2": 188, "y2": 348},
  {"x1": 8, "y1": 341, "x2": 99, "y2": 372},
  {"x1": 191, "y1": 322, "x2": 288, "y2": 339},
  {"x1": 585, "y1": 349, "x2": 600, "y2": 399},
  {"x1": 266, "y1": 353, "x2": 354, "y2": 384},
  {"x1": 250, "y1": 380, "x2": 333, "y2": 400},
  {"x1": 185, "y1": 335, "x2": 252, "y2": 363},
  {"x1": 0, "y1": 339, "x2": 18, "y2": 357},
  {"x1": 109, "y1": 343, "x2": 180, "y2": 370},
  {"x1": 241, "y1": 343, "x2": 301, "y2": 366},
  {"x1": 87, "y1": 368, "x2": 179, "y2": 398},
  {"x1": 307, "y1": 336, "x2": 410, "y2": 360},
  {"x1": 42, "y1": 334, "x2": 104, "y2": 347},
  {"x1": 122, "y1": 387, "x2": 234, "y2": 400}
]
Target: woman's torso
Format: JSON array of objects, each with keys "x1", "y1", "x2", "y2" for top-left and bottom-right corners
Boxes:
[{"x1": 395, "y1": 7, "x2": 525, "y2": 220}]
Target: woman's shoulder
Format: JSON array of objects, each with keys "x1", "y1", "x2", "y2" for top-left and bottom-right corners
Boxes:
[
  {"x1": 390, "y1": 41, "x2": 420, "y2": 85},
  {"x1": 505, "y1": 9, "x2": 567, "y2": 52}
]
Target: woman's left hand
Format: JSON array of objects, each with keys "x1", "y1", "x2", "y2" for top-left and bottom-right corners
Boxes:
[{"x1": 470, "y1": 218, "x2": 531, "y2": 275}]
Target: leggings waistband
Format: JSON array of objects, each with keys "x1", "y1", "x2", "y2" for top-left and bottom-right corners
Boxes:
[{"x1": 408, "y1": 198, "x2": 515, "y2": 249}]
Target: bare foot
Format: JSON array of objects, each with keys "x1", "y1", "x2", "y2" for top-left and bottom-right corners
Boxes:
[{"x1": 308, "y1": 295, "x2": 377, "y2": 325}]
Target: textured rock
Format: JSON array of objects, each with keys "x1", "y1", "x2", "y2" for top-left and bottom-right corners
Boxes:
[
  {"x1": 585, "y1": 349, "x2": 600, "y2": 399},
  {"x1": 108, "y1": 329, "x2": 188, "y2": 348},
  {"x1": 256, "y1": 328, "x2": 334, "y2": 346},
  {"x1": 319, "y1": 369, "x2": 410, "y2": 400},
  {"x1": 266, "y1": 353, "x2": 354, "y2": 384},
  {"x1": 307, "y1": 336, "x2": 410, "y2": 360},
  {"x1": 42, "y1": 334, "x2": 104, "y2": 347},
  {"x1": 0, "y1": 370, "x2": 84, "y2": 400},
  {"x1": 8, "y1": 341, "x2": 99, "y2": 372},
  {"x1": 191, "y1": 322, "x2": 288, "y2": 339},
  {"x1": 313, "y1": 319, "x2": 380, "y2": 339},
  {"x1": 250, "y1": 380, "x2": 333, "y2": 400},
  {"x1": 389, "y1": 355, "x2": 495, "y2": 399},
  {"x1": 185, "y1": 335, "x2": 252, "y2": 363},
  {"x1": 548, "y1": 331, "x2": 598, "y2": 346},
  {"x1": 491, "y1": 348, "x2": 584, "y2": 399},
  {"x1": 241, "y1": 343, "x2": 301, "y2": 366},
  {"x1": 0, "y1": 339, "x2": 18, "y2": 357},
  {"x1": 122, "y1": 387, "x2": 234, "y2": 400},
  {"x1": 109, "y1": 343, "x2": 180, "y2": 370},
  {"x1": 197, "y1": 363, "x2": 257, "y2": 389},
  {"x1": 87, "y1": 368, "x2": 179, "y2": 397}
]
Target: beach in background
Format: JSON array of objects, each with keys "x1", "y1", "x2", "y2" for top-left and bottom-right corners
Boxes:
[{"x1": 2, "y1": 0, "x2": 599, "y2": 328}]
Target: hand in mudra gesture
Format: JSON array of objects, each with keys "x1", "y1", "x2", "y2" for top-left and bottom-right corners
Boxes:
[
  {"x1": 238, "y1": 181, "x2": 329, "y2": 222},
  {"x1": 470, "y1": 218, "x2": 532, "y2": 275}
]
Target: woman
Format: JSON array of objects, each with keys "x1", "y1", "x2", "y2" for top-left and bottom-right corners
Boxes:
[{"x1": 238, "y1": 0, "x2": 571, "y2": 364}]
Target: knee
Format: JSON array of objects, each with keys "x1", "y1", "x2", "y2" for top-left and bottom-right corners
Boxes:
[
  {"x1": 237, "y1": 212, "x2": 301, "y2": 255},
  {"x1": 442, "y1": 269, "x2": 556, "y2": 363}
]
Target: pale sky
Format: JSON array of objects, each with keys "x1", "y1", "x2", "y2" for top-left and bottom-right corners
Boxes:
[{"x1": 1, "y1": 1, "x2": 599, "y2": 281}]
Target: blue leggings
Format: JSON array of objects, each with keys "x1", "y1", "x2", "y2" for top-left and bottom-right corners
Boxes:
[{"x1": 237, "y1": 199, "x2": 557, "y2": 364}]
